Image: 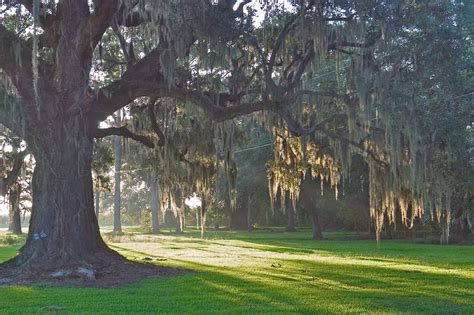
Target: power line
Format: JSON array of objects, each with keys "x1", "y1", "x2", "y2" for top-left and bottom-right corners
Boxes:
[
  {"x1": 116, "y1": 142, "x2": 275, "y2": 174},
  {"x1": 453, "y1": 91, "x2": 474, "y2": 99},
  {"x1": 233, "y1": 141, "x2": 274, "y2": 154}
]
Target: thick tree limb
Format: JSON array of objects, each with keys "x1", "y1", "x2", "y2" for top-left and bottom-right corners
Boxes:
[
  {"x1": 93, "y1": 126, "x2": 155, "y2": 148},
  {"x1": 91, "y1": 76, "x2": 266, "y2": 125},
  {"x1": 83, "y1": 47, "x2": 165, "y2": 121},
  {"x1": 166, "y1": 87, "x2": 267, "y2": 121}
]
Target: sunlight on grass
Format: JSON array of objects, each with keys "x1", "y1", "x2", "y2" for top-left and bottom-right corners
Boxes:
[
  {"x1": 109, "y1": 232, "x2": 473, "y2": 280},
  {"x1": 1, "y1": 229, "x2": 473, "y2": 314}
]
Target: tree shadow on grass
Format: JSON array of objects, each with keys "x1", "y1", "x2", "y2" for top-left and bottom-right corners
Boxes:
[{"x1": 0, "y1": 238, "x2": 473, "y2": 314}]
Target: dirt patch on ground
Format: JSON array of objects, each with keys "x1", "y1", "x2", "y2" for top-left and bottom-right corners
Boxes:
[{"x1": 0, "y1": 259, "x2": 190, "y2": 288}]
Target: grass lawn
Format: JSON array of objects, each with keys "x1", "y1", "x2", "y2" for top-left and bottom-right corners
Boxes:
[{"x1": 0, "y1": 228, "x2": 473, "y2": 314}]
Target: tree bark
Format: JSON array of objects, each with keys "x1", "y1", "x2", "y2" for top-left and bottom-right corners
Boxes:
[
  {"x1": 5, "y1": 120, "x2": 121, "y2": 271},
  {"x1": 149, "y1": 175, "x2": 160, "y2": 234},
  {"x1": 0, "y1": 4, "x2": 127, "y2": 278},
  {"x1": 113, "y1": 132, "x2": 122, "y2": 233},
  {"x1": 8, "y1": 184, "x2": 22, "y2": 235}
]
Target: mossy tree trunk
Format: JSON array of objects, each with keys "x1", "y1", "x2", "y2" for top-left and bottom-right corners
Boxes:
[
  {"x1": 0, "y1": 1, "x2": 125, "y2": 273},
  {"x1": 11, "y1": 115, "x2": 121, "y2": 270}
]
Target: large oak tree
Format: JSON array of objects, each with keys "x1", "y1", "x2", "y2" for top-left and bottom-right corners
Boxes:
[{"x1": 0, "y1": 0, "x2": 471, "y2": 279}]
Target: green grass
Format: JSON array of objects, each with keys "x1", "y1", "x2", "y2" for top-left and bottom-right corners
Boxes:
[{"x1": 0, "y1": 229, "x2": 473, "y2": 314}]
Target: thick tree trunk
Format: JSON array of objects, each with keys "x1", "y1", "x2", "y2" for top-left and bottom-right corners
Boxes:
[
  {"x1": 8, "y1": 184, "x2": 22, "y2": 235},
  {"x1": 113, "y1": 134, "x2": 122, "y2": 233},
  {"x1": 95, "y1": 188, "x2": 100, "y2": 222},
  {"x1": 5, "y1": 122, "x2": 120, "y2": 272},
  {"x1": 149, "y1": 175, "x2": 160, "y2": 234},
  {"x1": 310, "y1": 211, "x2": 324, "y2": 240}
]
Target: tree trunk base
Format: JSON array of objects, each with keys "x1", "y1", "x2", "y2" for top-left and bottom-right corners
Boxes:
[{"x1": 0, "y1": 248, "x2": 185, "y2": 287}]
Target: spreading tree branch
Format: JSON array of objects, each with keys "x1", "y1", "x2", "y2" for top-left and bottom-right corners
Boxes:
[
  {"x1": 85, "y1": 47, "x2": 165, "y2": 121},
  {"x1": 166, "y1": 87, "x2": 267, "y2": 121},
  {"x1": 93, "y1": 126, "x2": 155, "y2": 148}
]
